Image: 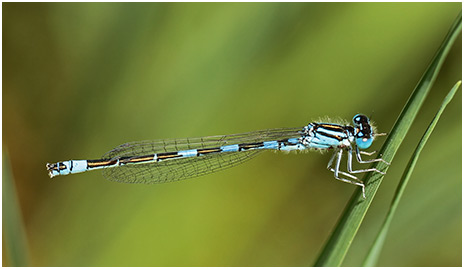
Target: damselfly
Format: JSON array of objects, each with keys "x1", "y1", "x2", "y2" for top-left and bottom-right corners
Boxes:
[{"x1": 46, "y1": 114, "x2": 389, "y2": 198}]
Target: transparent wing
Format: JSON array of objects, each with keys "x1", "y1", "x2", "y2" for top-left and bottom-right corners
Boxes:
[{"x1": 101, "y1": 127, "x2": 302, "y2": 184}]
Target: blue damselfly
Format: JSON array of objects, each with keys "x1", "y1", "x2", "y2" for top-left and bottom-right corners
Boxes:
[{"x1": 46, "y1": 114, "x2": 389, "y2": 198}]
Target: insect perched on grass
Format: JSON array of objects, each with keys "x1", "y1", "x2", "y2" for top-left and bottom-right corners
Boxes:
[{"x1": 47, "y1": 114, "x2": 389, "y2": 198}]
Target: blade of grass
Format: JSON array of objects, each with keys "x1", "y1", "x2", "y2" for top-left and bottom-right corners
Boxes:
[
  {"x1": 3, "y1": 151, "x2": 30, "y2": 266},
  {"x1": 313, "y1": 12, "x2": 462, "y2": 266},
  {"x1": 362, "y1": 80, "x2": 461, "y2": 266}
]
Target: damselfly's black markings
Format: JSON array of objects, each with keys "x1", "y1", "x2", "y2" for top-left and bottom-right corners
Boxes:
[
  {"x1": 130, "y1": 155, "x2": 156, "y2": 163},
  {"x1": 197, "y1": 148, "x2": 222, "y2": 155},
  {"x1": 87, "y1": 159, "x2": 117, "y2": 169},
  {"x1": 238, "y1": 142, "x2": 265, "y2": 151},
  {"x1": 156, "y1": 152, "x2": 183, "y2": 161},
  {"x1": 316, "y1": 124, "x2": 336, "y2": 131},
  {"x1": 316, "y1": 130, "x2": 344, "y2": 142}
]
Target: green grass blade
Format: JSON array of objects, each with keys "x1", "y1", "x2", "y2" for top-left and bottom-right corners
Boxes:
[
  {"x1": 3, "y1": 151, "x2": 30, "y2": 266},
  {"x1": 313, "y1": 12, "x2": 462, "y2": 267},
  {"x1": 362, "y1": 80, "x2": 461, "y2": 267}
]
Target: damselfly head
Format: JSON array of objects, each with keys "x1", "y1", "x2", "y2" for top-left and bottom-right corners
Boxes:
[{"x1": 352, "y1": 114, "x2": 374, "y2": 149}]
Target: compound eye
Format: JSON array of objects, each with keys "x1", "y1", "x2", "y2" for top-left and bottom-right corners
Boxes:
[
  {"x1": 353, "y1": 114, "x2": 371, "y2": 125},
  {"x1": 356, "y1": 136, "x2": 373, "y2": 149}
]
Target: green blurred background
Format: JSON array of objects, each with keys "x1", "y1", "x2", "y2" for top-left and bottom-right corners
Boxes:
[{"x1": 3, "y1": 3, "x2": 461, "y2": 266}]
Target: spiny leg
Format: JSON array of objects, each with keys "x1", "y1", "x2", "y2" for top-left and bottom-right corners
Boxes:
[
  {"x1": 328, "y1": 149, "x2": 366, "y2": 198},
  {"x1": 327, "y1": 149, "x2": 358, "y2": 180},
  {"x1": 356, "y1": 147, "x2": 390, "y2": 165},
  {"x1": 348, "y1": 148, "x2": 386, "y2": 175},
  {"x1": 359, "y1": 150, "x2": 376, "y2": 156}
]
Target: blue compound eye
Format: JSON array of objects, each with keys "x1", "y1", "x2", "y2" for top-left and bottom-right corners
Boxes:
[{"x1": 356, "y1": 136, "x2": 373, "y2": 149}]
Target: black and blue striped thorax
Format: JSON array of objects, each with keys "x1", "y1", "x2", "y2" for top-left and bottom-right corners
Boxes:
[{"x1": 300, "y1": 122, "x2": 354, "y2": 150}]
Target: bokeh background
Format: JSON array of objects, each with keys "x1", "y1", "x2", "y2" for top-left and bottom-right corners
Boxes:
[{"x1": 3, "y1": 3, "x2": 461, "y2": 266}]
